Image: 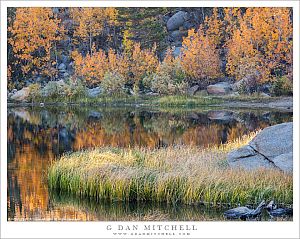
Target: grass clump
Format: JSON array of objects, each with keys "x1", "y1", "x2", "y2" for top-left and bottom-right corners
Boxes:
[
  {"x1": 48, "y1": 133, "x2": 292, "y2": 206},
  {"x1": 156, "y1": 95, "x2": 222, "y2": 107}
]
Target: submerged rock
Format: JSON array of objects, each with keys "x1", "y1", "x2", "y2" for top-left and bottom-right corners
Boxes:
[{"x1": 228, "y1": 122, "x2": 293, "y2": 173}]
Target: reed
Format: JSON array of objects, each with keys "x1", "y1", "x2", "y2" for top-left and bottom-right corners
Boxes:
[{"x1": 48, "y1": 133, "x2": 292, "y2": 206}]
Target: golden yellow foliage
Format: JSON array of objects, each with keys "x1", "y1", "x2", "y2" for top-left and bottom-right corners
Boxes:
[
  {"x1": 181, "y1": 27, "x2": 221, "y2": 80},
  {"x1": 131, "y1": 43, "x2": 159, "y2": 85},
  {"x1": 226, "y1": 8, "x2": 292, "y2": 82},
  {"x1": 8, "y1": 7, "x2": 64, "y2": 77},
  {"x1": 72, "y1": 46, "x2": 129, "y2": 86},
  {"x1": 70, "y1": 7, "x2": 118, "y2": 55}
]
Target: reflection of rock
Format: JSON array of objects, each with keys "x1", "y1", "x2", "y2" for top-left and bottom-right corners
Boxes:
[
  {"x1": 10, "y1": 108, "x2": 33, "y2": 123},
  {"x1": 59, "y1": 128, "x2": 68, "y2": 138},
  {"x1": 88, "y1": 111, "x2": 102, "y2": 119},
  {"x1": 228, "y1": 122, "x2": 293, "y2": 173},
  {"x1": 207, "y1": 110, "x2": 234, "y2": 122},
  {"x1": 207, "y1": 82, "x2": 232, "y2": 95}
]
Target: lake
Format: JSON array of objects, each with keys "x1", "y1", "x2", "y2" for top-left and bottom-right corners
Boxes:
[{"x1": 7, "y1": 106, "x2": 293, "y2": 221}]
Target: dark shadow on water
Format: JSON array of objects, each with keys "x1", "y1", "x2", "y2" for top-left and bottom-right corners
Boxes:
[{"x1": 48, "y1": 191, "x2": 292, "y2": 221}]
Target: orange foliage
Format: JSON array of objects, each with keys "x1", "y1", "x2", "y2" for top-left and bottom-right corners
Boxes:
[
  {"x1": 8, "y1": 8, "x2": 64, "y2": 77},
  {"x1": 226, "y1": 8, "x2": 292, "y2": 82},
  {"x1": 72, "y1": 46, "x2": 129, "y2": 86},
  {"x1": 204, "y1": 8, "x2": 223, "y2": 46},
  {"x1": 181, "y1": 27, "x2": 222, "y2": 80},
  {"x1": 131, "y1": 43, "x2": 159, "y2": 85},
  {"x1": 70, "y1": 7, "x2": 118, "y2": 54}
]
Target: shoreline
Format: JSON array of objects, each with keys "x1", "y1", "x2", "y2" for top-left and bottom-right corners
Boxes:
[{"x1": 7, "y1": 96, "x2": 293, "y2": 112}]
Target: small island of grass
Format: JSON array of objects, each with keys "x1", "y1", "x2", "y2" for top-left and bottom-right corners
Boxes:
[{"x1": 48, "y1": 133, "x2": 292, "y2": 206}]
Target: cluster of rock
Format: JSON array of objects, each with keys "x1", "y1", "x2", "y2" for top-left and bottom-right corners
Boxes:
[
  {"x1": 184, "y1": 75, "x2": 272, "y2": 97},
  {"x1": 227, "y1": 122, "x2": 293, "y2": 173},
  {"x1": 164, "y1": 11, "x2": 191, "y2": 57}
]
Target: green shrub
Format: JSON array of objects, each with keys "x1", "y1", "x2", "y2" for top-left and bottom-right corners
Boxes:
[
  {"x1": 64, "y1": 78, "x2": 87, "y2": 100},
  {"x1": 40, "y1": 79, "x2": 87, "y2": 102},
  {"x1": 101, "y1": 71, "x2": 126, "y2": 96},
  {"x1": 271, "y1": 75, "x2": 293, "y2": 96},
  {"x1": 143, "y1": 61, "x2": 188, "y2": 95}
]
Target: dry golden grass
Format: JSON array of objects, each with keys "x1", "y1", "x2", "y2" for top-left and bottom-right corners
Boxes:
[{"x1": 48, "y1": 132, "x2": 292, "y2": 206}]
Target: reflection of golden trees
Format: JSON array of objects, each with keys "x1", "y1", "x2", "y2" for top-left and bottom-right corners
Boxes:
[{"x1": 181, "y1": 125, "x2": 222, "y2": 147}]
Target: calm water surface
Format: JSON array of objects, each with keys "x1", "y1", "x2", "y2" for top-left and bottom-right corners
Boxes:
[{"x1": 7, "y1": 106, "x2": 293, "y2": 221}]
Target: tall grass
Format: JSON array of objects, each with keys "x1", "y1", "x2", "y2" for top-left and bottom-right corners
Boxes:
[
  {"x1": 48, "y1": 134, "x2": 292, "y2": 206},
  {"x1": 156, "y1": 95, "x2": 222, "y2": 107}
]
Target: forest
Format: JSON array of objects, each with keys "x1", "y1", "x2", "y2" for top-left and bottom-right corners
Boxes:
[{"x1": 7, "y1": 7, "x2": 293, "y2": 100}]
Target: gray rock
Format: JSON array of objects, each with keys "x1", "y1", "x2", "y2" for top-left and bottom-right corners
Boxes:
[
  {"x1": 259, "y1": 92, "x2": 271, "y2": 98},
  {"x1": 145, "y1": 91, "x2": 159, "y2": 96},
  {"x1": 61, "y1": 54, "x2": 69, "y2": 64},
  {"x1": 228, "y1": 122, "x2": 293, "y2": 172},
  {"x1": 228, "y1": 92, "x2": 240, "y2": 97},
  {"x1": 63, "y1": 72, "x2": 69, "y2": 78},
  {"x1": 182, "y1": 21, "x2": 194, "y2": 30},
  {"x1": 174, "y1": 40, "x2": 182, "y2": 47},
  {"x1": 87, "y1": 86, "x2": 103, "y2": 98},
  {"x1": 232, "y1": 74, "x2": 258, "y2": 93},
  {"x1": 167, "y1": 11, "x2": 188, "y2": 31},
  {"x1": 8, "y1": 92, "x2": 14, "y2": 99},
  {"x1": 172, "y1": 46, "x2": 182, "y2": 57},
  {"x1": 207, "y1": 82, "x2": 232, "y2": 95},
  {"x1": 272, "y1": 152, "x2": 293, "y2": 173},
  {"x1": 249, "y1": 122, "x2": 293, "y2": 160},
  {"x1": 170, "y1": 30, "x2": 182, "y2": 39},
  {"x1": 58, "y1": 63, "x2": 66, "y2": 71},
  {"x1": 187, "y1": 85, "x2": 199, "y2": 96},
  {"x1": 227, "y1": 146, "x2": 256, "y2": 160},
  {"x1": 170, "y1": 29, "x2": 187, "y2": 40},
  {"x1": 10, "y1": 87, "x2": 30, "y2": 102},
  {"x1": 228, "y1": 154, "x2": 275, "y2": 171}
]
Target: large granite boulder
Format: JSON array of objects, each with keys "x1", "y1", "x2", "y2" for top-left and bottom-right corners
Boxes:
[
  {"x1": 232, "y1": 74, "x2": 258, "y2": 93},
  {"x1": 10, "y1": 87, "x2": 30, "y2": 102},
  {"x1": 207, "y1": 82, "x2": 232, "y2": 95},
  {"x1": 228, "y1": 122, "x2": 293, "y2": 173},
  {"x1": 167, "y1": 11, "x2": 188, "y2": 31}
]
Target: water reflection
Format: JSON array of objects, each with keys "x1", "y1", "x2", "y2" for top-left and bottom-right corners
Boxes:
[{"x1": 7, "y1": 106, "x2": 292, "y2": 221}]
